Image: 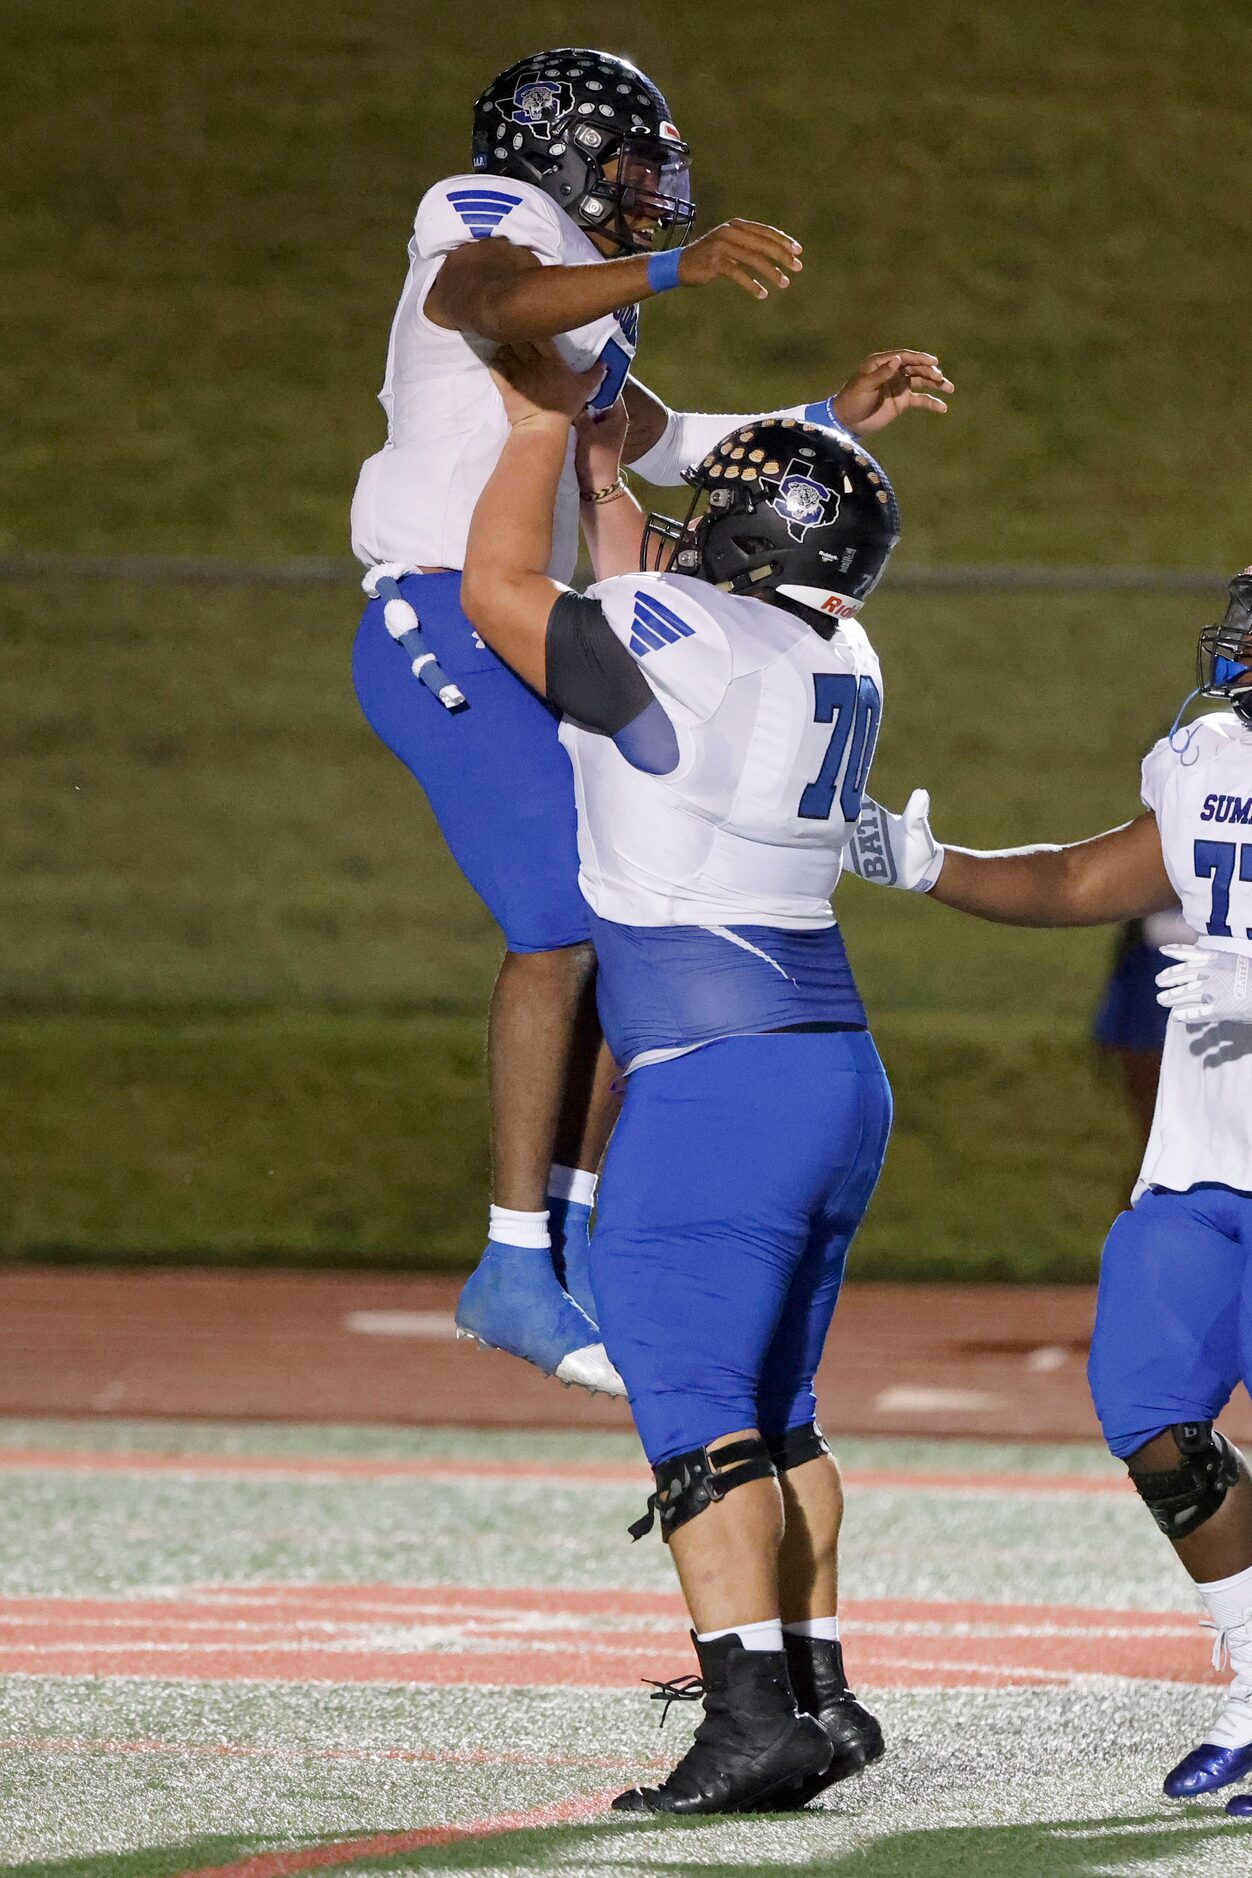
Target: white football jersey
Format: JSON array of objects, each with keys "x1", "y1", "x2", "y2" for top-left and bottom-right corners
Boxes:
[
  {"x1": 350, "y1": 174, "x2": 638, "y2": 579},
  {"x1": 1136, "y1": 709, "x2": 1252, "y2": 1200},
  {"x1": 558, "y1": 572, "x2": 883, "y2": 928}
]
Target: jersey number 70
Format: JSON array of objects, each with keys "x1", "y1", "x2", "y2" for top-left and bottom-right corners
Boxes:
[{"x1": 798, "y1": 674, "x2": 882, "y2": 822}]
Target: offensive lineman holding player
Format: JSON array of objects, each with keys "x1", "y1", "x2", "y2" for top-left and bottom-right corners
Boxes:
[
  {"x1": 847, "y1": 572, "x2": 1252, "y2": 1817},
  {"x1": 350, "y1": 47, "x2": 951, "y2": 1395},
  {"x1": 458, "y1": 340, "x2": 900, "y2": 1813}
]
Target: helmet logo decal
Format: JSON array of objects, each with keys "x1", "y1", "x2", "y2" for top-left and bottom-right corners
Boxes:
[
  {"x1": 769, "y1": 458, "x2": 840, "y2": 541},
  {"x1": 501, "y1": 77, "x2": 575, "y2": 137}
]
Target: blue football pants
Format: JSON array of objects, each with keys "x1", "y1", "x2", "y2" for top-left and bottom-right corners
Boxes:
[
  {"x1": 589, "y1": 1030, "x2": 892, "y2": 1467},
  {"x1": 352, "y1": 572, "x2": 591, "y2": 953},
  {"x1": 1089, "y1": 1183, "x2": 1252, "y2": 1459}
]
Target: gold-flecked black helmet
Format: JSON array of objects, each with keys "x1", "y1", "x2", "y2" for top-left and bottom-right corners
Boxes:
[{"x1": 642, "y1": 419, "x2": 900, "y2": 628}]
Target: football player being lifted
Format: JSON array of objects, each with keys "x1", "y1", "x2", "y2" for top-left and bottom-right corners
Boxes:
[
  {"x1": 457, "y1": 340, "x2": 902, "y2": 1813},
  {"x1": 349, "y1": 46, "x2": 952, "y2": 1395},
  {"x1": 846, "y1": 573, "x2": 1252, "y2": 1818}
]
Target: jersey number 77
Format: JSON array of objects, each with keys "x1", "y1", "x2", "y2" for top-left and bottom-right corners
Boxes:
[
  {"x1": 1195, "y1": 838, "x2": 1252, "y2": 939},
  {"x1": 798, "y1": 674, "x2": 881, "y2": 823}
]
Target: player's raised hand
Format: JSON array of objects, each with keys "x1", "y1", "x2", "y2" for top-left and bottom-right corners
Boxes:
[
  {"x1": 832, "y1": 351, "x2": 954, "y2": 434},
  {"x1": 491, "y1": 342, "x2": 603, "y2": 426},
  {"x1": 677, "y1": 219, "x2": 803, "y2": 300}
]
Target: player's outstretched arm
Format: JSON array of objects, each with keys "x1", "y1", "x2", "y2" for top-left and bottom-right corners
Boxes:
[
  {"x1": 460, "y1": 344, "x2": 599, "y2": 695},
  {"x1": 427, "y1": 219, "x2": 803, "y2": 344},
  {"x1": 848, "y1": 793, "x2": 1178, "y2": 926},
  {"x1": 621, "y1": 349, "x2": 954, "y2": 479}
]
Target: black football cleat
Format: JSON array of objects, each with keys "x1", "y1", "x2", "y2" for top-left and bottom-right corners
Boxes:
[
  {"x1": 612, "y1": 1631, "x2": 832, "y2": 1816},
  {"x1": 759, "y1": 1634, "x2": 884, "y2": 1809}
]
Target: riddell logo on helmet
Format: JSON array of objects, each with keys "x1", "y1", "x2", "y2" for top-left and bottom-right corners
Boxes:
[
  {"x1": 659, "y1": 120, "x2": 683, "y2": 143},
  {"x1": 819, "y1": 595, "x2": 859, "y2": 619}
]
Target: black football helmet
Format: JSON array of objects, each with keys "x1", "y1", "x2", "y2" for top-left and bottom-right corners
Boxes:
[
  {"x1": 472, "y1": 49, "x2": 694, "y2": 255},
  {"x1": 1197, "y1": 568, "x2": 1252, "y2": 725},
  {"x1": 641, "y1": 419, "x2": 901, "y2": 628}
]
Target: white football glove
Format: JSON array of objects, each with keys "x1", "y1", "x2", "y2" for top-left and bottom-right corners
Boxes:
[
  {"x1": 1155, "y1": 943, "x2": 1252, "y2": 1025},
  {"x1": 846, "y1": 790, "x2": 946, "y2": 892}
]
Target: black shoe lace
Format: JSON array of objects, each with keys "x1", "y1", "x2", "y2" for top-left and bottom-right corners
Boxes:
[{"x1": 641, "y1": 1672, "x2": 704, "y2": 1729}]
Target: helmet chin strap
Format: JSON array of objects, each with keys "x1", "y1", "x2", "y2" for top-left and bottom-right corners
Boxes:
[{"x1": 1168, "y1": 687, "x2": 1205, "y2": 765}]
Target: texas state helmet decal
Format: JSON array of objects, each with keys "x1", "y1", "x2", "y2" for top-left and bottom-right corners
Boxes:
[
  {"x1": 500, "y1": 75, "x2": 575, "y2": 137},
  {"x1": 769, "y1": 459, "x2": 840, "y2": 542}
]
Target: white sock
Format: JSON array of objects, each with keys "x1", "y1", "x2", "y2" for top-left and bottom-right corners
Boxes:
[
  {"x1": 1199, "y1": 1562, "x2": 1252, "y2": 1658},
  {"x1": 783, "y1": 1615, "x2": 840, "y2": 1643},
  {"x1": 697, "y1": 1618, "x2": 784, "y2": 1653},
  {"x1": 548, "y1": 1164, "x2": 598, "y2": 1209},
  {"x1": 488, "y1": 1205, "x2": 550, "y2": 1250}
]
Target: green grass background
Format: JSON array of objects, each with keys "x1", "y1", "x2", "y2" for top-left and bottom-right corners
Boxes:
[{"x1": 3, "y1": 1, "x2": 1250, "y2": 1273}]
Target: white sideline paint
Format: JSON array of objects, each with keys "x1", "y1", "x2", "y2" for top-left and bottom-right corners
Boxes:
[
  {"x1": 874, "y1": 1385, "x2": 1000, "y2": 1414},
  {"x1": 1025, "y1": 1345, "x2": 1070, "y2": 1372},
  {"x1": 343, "y1": 1310, "x2": 459, "y2": 1339}
]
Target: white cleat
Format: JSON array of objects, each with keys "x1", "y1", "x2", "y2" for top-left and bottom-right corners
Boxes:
[{"x1": 555, "y1": 1343, "x2": 628, "y2": 1398}]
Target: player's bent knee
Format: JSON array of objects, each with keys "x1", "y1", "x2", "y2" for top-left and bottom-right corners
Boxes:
[
  {"x1": 1126, "y1": 1421, "x2": 1243, "y2": 1539},
  {"x1": 628, "y1": 1435, "x2": 777, "y2": 1544},
  {"x1": 766, "y1": 1422, "x2": 831, "y2": 1473}
]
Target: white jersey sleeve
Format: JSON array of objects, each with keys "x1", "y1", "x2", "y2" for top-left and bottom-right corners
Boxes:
[
  {"x1": 412, "y1": 174, "x2": 569, "y2": 262},
  {"x1": 587, "y1": 573, "x2": 733, "y2": 728}
]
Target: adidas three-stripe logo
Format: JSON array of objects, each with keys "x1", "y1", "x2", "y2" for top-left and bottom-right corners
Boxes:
[
  {"x1": 447, "y1": 189, "x2": 523, "y2": 238},
  {"x1": 629, "y1": 592, "x2": 695, "y2": 657}
]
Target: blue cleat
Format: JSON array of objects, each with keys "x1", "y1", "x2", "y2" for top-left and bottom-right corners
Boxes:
[
  {"x1": 1164, "y1": 1740, "x2": 1252, "y2": 1798},
  {"x1": 454, "y1": 1241, "x2": 625, "y2": 1396},
  {"x1": 1227, "y1": 1792, "x2": 1252, "y2": 1817},
  {"x1": 548, "y1": 1194, "x2": 597, "y2": 1323}
]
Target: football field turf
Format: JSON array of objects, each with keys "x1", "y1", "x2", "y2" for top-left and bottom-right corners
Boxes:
[{"x1": 4, "y1": 1419, "x2": 1252, "y2": 1876}]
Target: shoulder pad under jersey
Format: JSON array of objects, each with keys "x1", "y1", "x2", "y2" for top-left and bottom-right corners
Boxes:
[
  {"x1": 1142, "y1": 710, "x2": 1244, "y2": 811},
  {"x1": 589, "y1": 574, "x2": 732, "y2": 726},
  {"x1": 413, "y1": 173, "x2": 568, "y2": 260}
]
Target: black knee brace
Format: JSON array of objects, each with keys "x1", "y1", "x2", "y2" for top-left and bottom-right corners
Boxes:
[
  {"x1": 766, "y1": 1423, "x2": 831, "y2": 1474},
  {"x1": 1128, "y1": 1422, "x2": 1242, "y2": 1539},
  {"x1": 628, "y1": 1435, "x2": 777, "y2": 1543}
]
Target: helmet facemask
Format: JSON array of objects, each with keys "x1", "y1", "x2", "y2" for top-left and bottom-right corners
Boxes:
[
  {"x1": 577, "y1": 133, "x2": 694, "y2": 254},
  {"x1": 1197, "y1": 571, "x2": 1252, "y2": 725}
]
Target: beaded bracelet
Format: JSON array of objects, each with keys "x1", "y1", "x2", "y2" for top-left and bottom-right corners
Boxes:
[{"x1": 580, "y1": 475, "x2": 629, "y2": 505}]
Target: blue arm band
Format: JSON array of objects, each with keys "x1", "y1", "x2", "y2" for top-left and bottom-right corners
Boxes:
[
  {"x1": 803, "y1": 396, "x2": 841, "y2": 428},
  {"x1": 646, "y1": 249, "x2": 683, "y2": 294}
]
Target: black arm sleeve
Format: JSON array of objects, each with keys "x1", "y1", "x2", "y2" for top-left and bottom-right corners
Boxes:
[{"x1": 545, "y1": 591, "x2": 655, "y2": 735}]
